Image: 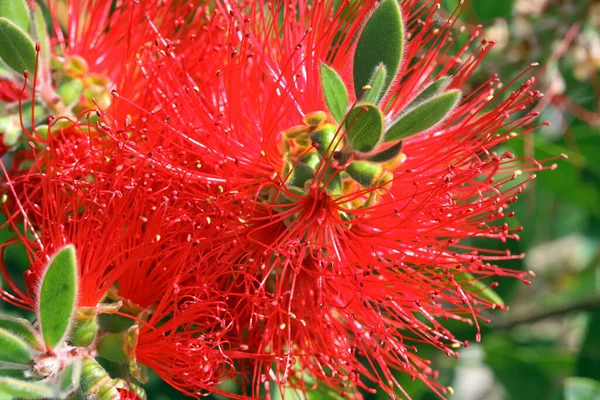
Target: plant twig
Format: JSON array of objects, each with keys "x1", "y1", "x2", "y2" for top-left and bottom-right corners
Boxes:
[{"x1": 493, "y1": 294, "x2": 600, "y2": 330}]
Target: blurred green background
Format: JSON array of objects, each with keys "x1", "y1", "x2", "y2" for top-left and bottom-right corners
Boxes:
[{"x1": 2, "y1": 0, "x2": 600, "y2": 399}]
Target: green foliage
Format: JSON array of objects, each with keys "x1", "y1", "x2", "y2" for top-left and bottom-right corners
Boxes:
[
  {"x1": 0, "y1": 17, "x2": 37, "y2": 75},
  {"x1": 345, "y1": 103, "x2": 383, "y2": 153},
  {"x1": 361, "y1": 65, "x2": 388, "y2": 104},
  {"x1": 384, "y1": 90, "x2": 460, "y2": 142},
  {"x1": 353, "y1": 0, "x2": 403, "y2": 98},
  {"x1": 0, "y1": 0, "x2": 30, "y2": 32},
  {"x1": 320, "y1": 63, "x2": 348, "y2": 123},
  {"x1": 0, "y1": 328, "x2": 33, "y2": 365},
  {"x1": 564, "y1": 377, "x2": 600, "y2": 400},
  {"x1": 0, "y1": 377, "x2": 54, "y2": 398},
  {"x1": 38, "y1": 245, "x2": 78, "y2": 350}
]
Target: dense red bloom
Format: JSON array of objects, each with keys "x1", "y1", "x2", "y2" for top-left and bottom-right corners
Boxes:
[
  {"x1": 0, "y1": 1, "x2": 565, "y2": 399},
  {"x1": 98, "y1": 0, "x2": 565, "y2": 398}
]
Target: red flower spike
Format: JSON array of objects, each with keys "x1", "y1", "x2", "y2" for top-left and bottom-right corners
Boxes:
[{"x1": 100, "y1": 1, "x2": 564, "y2": 398}]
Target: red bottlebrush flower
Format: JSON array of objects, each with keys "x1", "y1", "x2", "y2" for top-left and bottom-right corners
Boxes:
[{"x1": 100, "y1": 0, "x2": 567, "y2": 398}]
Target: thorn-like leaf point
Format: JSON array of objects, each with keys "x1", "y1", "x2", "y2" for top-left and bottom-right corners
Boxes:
[
  {"x1": 320, "y1": 63, "x2": 349, "y2": 123},
  {"x1": 38, "y1": 245, "x2": 79, "y2": 350},
  {"x1": 346, "y1": 161, "x2": 383, "y2": 188},
  {"x1": 0, "y1": 377, "x2": 55, "y2": 398},
  {"x1": 406, "y1": 76, "x2": 453, "y2": 110},
  {"x1": 0, "y1": 0, "x2": 31, "y2": 32},
  {"x1": 361, "y1": 65, "x2": 388, "y2": 104},
  {"x1": 384, "y1": 90, "x2": 461, "y2": 142},
  {"x1": 0, "y1": 17, "x2": 37, "y2": 75},
  {"x1": 345, "y1": 103, "x2": 383, "y2": 153},
  {"x1": 353, "y1": 0, "x2": 404, "y2": 99},
  {"x1": 0, "y1": 317, "x2": 41, "y2": 351},
  {"x1": 0, "y1": 328, "x2": 33, "y2": 365}
]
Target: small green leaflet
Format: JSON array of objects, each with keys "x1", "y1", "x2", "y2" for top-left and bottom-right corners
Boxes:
[
  {"x1": 0, "y1": 316, "x2": 41, "y2": 350},
  {"x1": 346, "y1": 161, "x2": 382, "y2": 188},
  {"x1": 368, "y1": 141, "x2": 403, "y2": 163},
  {"x1": 361, "y1": 65, "x2": 387, "y2": 104},
  {"x1": 353, "y1": 0, "x2": 404, "y2": 99},
  {"x1": 384, "y1": 90, "x2": 461, "y2": 142},
  {"x1": 0, "y1": 17, "x2": 37, "y2": 75},
  {"x1": 320, "y1": 63, "x2": 349, "y2": 123},
  {"x1": 0, "y1": 0, "x2": 31, "y2": 32},
  {"x1": 345, "y1": 103, "x2": 383, "y2": 153},
  {"x1": 405, "y1": 76, "x2": 452, "y2": 110},
  {"x1": 0, "y1": 377, "x2": 55, "y2": 398},
  {"x1": 0, "y1": 328, "x2": 33, "y2": 365},
  {"x1": 38, "y1": 245, "x2": 79, "y2": 350}
]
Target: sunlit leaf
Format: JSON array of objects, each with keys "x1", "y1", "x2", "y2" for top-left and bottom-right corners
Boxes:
[
  {"x1": 320, "y1": 63, "x2": 349, "y2": 123},
  {"x1": 0, "y1": 17, "x2": 36, "y2": 75},
  {"x1": 38, "y1": 245, "x2": 79, "y2": 350},
  {"x1": 353, "y1": 0, "x2": 403, "y2": 99}
]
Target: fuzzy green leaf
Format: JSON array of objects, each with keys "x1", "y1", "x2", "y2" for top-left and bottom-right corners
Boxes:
[
  {"x1": 564, "y1": 377, "x2": 600, "y2": 400},
  {"x1": 406, "y1": 76, "x2": 452, "y2": 109},
  {"x1": 353, "y1": 0, "x2": 404, "y2": 98},
  {"x1": 346, "y1": 161, "x2": 382, "y2": 188},
  {"x1": 368, "y1": 141, "x2": 403, "y2": 163},
  {"x1": 0, "y1": 328, "x2": 33, "y2": 365},
  {"x1": 285, "y1": 162, "x2": 315, "y2": 190},
  {"x1": 361, "y1": 65, "x2": 387, "y2": 104},
  {"x1": 38, "y1": 245, "x2": 79, "y2": 350},
  {"x1": 311, "y1": 124, "x2": 339, "y2": 158},
  {"x1": 456, "y1": 272, "x2": 505, "y2": 306},
  {"x1": 320, "y1": 63, "x2": 349, "y2": 123},
  {"x1": 0, "y1": 377, "x2": 54, "y2": 398},
  {"x1": 345, "y1": 103, "x2": 383, "y2": 153},
  {"x1": 0, "y1": 316, "x2": 41, "y2": 351},
  {"x1": 0, "y1": 0, "x2": 30, "y2": 32},
  {"x1": 59, "y1": 359, "x2": 82, "y2": 395},
  {"x1": 384, "y1": 90, "x2": 460, "y2": 142},
  {"x1": 32, "y1": 4, "x2": 50, "y2": 66},
  {"x1": 0, "y1": 17, "x2": 36, "y2": 75}
]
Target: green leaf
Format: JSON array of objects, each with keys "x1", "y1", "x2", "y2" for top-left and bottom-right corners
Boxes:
[
  {"x1": 284, "y1": 162, "x2": 315, "y2": 190},
  {"x1": 311, "y1": 124, "x2": 340, "y2": 158},
  {"x1": 368, "y1": 141, "x2": 403, "y2": 163},
  {"x1": 0, "y1": 0, "x2": 30, "y2": 32},
  {"x1": 32, "y1": 4, "x2": 50, "y2": 66},
  {"x1": 576, "y1": 308, "x2": 600, "y2": 380},
  {"x1": 320, "y1": 63, "x2": 349, "y2": 123},
  {"x1": 0, "y1": 316, "x2": 41, "y2": 351},
  {"x1": 353, "y1": 0, "x2": 404, "y2": 98},
  {"x1": 345, "y1": 103, "x2": 383, "y2": 153},
  {"x1": 384, "y1": 90, "x2": 460, "y2": 142},
  {"x1": 405, "y1": 76, "x2": 452, "y2": 109},
  {"x1": 346, "y1": 161, "x2": 382, "y2": 188},
  {"x1": 97, "y1": 326, "x2": 139, "y2": 364},
  {"x1": 38, "y1": 245, "x2": 79, "y2": 350},
  {"x1": 0, "y1": 377, "x2": 55, "y2": 398},
  {"x1": 0, "y1": 17, "x2": 37, "y2": 75},
  {"x1": 59, "y1": 359, "x2": 82, "y2": 395},
  {"x1": 0, "y1": 328, "x2": 33, "y2": 365},
  {"x1": 564, "y1": 377, "x2": 600, "y2": 400},
  {"x1": 361, "y1": 65, "x2": 387, "y2": 104},
  {"x1": 455, "y1": 272, "x2": 505, "y2": 306},
  {"x1": 471, "y1": 0, "x2": 514, "y2": 21}
]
